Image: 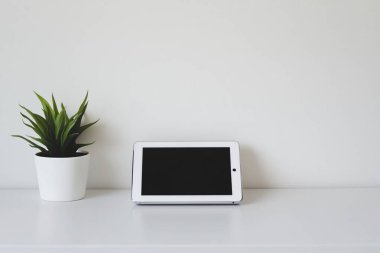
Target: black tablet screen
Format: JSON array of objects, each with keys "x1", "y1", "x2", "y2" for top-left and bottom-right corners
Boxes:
[{"x1": 141, "y1": 147, "x2": 232, "y2": 195}]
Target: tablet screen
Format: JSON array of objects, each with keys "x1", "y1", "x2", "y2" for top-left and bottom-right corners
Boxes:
[{"x1": 141, "y1": 147, "x2": 232, "y2": 195}]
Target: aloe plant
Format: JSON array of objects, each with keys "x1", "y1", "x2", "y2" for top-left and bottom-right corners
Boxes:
[{"x1": 12, "y1": 92, "x2": 99, "y2": 157}]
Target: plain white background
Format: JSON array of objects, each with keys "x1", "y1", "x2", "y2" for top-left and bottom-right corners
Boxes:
[{"x1": 0, "y1": 0, "x2": 379, "y2": 189}]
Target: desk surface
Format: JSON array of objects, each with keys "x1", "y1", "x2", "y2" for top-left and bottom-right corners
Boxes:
[{"x1": 0, "y1": 189, "x2": 379, "y2": 253}]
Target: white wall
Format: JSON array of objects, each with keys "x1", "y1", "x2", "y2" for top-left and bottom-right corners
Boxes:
[{"x1": 1, "y1": 0, "x2": 380, "y2": 189}]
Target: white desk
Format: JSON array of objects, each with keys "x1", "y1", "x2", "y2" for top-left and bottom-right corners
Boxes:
[{"x1": 0, "y1": 189, "x2": 379, "y2": 253}]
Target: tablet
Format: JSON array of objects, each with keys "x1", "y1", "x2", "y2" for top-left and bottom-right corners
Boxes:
[{"x1": 131, "y1": 141, "x2": 242, "y2": 204}]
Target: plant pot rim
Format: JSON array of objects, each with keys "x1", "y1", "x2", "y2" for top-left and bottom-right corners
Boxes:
[{"x1": 35, "y1": 151, "x2": 89, "y2": 159}]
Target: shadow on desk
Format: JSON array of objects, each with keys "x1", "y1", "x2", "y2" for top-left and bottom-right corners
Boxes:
[
  {"x1": 240, "y1": 189, "x2": 269, "y2": 205},
  {"x1": 84, "y1": 189, "x2": 116, "y2": 200},
  {"x1": 83, "y1": 189, "x2": 269, "y2": 205}
]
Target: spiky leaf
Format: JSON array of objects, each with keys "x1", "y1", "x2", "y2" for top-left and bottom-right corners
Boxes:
[{"x1": 12, "y1": 91, "x2": 98, "y2": 157}]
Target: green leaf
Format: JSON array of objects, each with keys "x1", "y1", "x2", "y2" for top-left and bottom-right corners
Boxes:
[
  {"x1": 61, "y1": 103, "x2": 69, "y2": 122},
  {"x1": 51, "y1": 94, "x2": 59, "y2": 116},
  {"x1": 26, "y1": 135, "x2": 53, "y2": 150},
  {"x1": 61, "y1": 133, "x2": 79, "y2": 153},
  {"x1": 79, "y1": 91, "x2": 89, "y2": 112},
  {"x1": 72, "y1": 102, "x2": 88, "y2": 131},
  {"x1": 21, "y1": 119, "x2": 45, "y2": 139},
  {"x1": 34, "y1": 91, "x2": 55, "y2": 121},
  {"x1": 54, "y1": 110, "x2": 65, "y2": 141},
  {"x1": 14, "y1": 91, "x2": 98, "y2": 157},
  {"x1": 12, "y1": 135, "x2": 48, "y2": 153},
  {"x1": 74, "y1": 141, "x2": 95, "y2": 152},
  {"x1": 71, "y1": 92, "x2": 89, "y2": 129},
  {"x1": 19, "y1": 105, "x2": 49, "y2": 134},
  {"x1": 20, "y1": 113, "x2": 44, "y2": 137},
  {"x1": 61, "y1": 118, "x2": 78, "y2": 144},
  {"x1": 79, "y1": 119, "x2": 99, "y2": 134}
]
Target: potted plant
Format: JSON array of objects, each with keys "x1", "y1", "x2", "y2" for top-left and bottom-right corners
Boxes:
[{"x1": 12, "y1": 92, "x2": 98, "y2": 201}]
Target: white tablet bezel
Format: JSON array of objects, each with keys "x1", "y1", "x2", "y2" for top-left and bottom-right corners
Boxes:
[{"x1": 131, "y1": 141, "x2": 242, "y2": 204}]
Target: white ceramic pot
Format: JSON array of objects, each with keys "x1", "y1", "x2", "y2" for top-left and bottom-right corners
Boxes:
[{"x1": 34, "y1": 153, "x2": 90, "y2": 201}]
